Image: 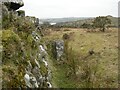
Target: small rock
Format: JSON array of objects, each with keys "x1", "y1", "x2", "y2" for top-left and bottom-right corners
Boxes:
[
  {"x1": 30, "y1": 76, "x2": 39, "y2": 88},
  {"x1": 24, "y1": 74, "x2": 32, "y2": 88},
  {"x1": 42, "y1": 58, "x2": 48, "y2": 67},
  {"x1": 35, "y1": 59, "x2": 40, "y2": 68},
  {"x1": 46, "y1": 82, "x2": 52, "y2": 88},
  {"x1": 89, "y1": 49, "x2": 95, "y2": 55}
]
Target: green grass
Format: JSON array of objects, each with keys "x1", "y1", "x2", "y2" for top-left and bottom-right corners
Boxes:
[
  {"x1": 43, "y1": 28, "x2": 118, "y2": 88},
  {"x1": 2, "y1": 28, "x2": 43, "y2": 87},
  {"x1": 51, "y1": 60, "x2": 77, "y2": 88}
]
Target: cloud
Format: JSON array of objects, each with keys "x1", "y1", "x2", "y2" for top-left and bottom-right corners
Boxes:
[{"x1": 20, "y1": 0, "x2": 118, "y2": 18}]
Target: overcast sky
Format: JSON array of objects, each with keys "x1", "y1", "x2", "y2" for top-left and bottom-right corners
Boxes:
[{"x1": 20, "y1": 0, "x2": 119, "y2": 19}]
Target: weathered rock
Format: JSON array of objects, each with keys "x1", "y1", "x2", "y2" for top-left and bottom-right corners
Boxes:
[
  {"x1": 39, "y1": 45, "x2": 47, "y2": 58},
  {"x1": 26, "y1": 16, "x2": 40, "y2": 26},
  {"x1": 24, "y1": 74, "x2": 32, "y2": 88},
  {"x1": 32, "y1": 31, "x2": 41, "y2": 42},
  {"x1": 24, "y1": 72, "x2": 39, "y2": 88},
  {"x1": 30, "y1": 76, "x2": 39, "y2": 88},
  {"x1": 42, "y1": 58, "x2": 48, "y2": 67},
  {"x1": 2, "y1": 0, "x2": 24, "y2": 10},
  {"x1": 17, "y1": 10, "x2": 25, "y2": 17},
  {"x1": 24, "y1": 44, "x2": 52, "y2": 88},
  {"x1": 47, "y1": 69, "x2": 52, "y2": 81},
  {"x1": 24, "y1": 59, "x2": 52, "y2": 88},
  {"x1": 35, "y1": 59, "x2": 40, "y2": 68},
  {"x1": 88, "y1": 49, "x2": 95, "y2": 55},
  {"x1": 46, "y1": 82, "x2": 52, "y2": 88},
  {"x1": 2, "y1": 1, "x2": 24, "y2": 28},
  {"x1": 52, "y1": 40, "x2": 64, "y2": 60}
]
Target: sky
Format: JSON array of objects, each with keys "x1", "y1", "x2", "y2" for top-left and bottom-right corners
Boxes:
[{"x1": 20, "y1": 0, "x2": 119, "y2": 19}]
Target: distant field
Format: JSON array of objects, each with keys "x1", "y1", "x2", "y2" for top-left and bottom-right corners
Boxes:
[{"x1": 43, "y1": 28, "x2": 118, "y2": 88}]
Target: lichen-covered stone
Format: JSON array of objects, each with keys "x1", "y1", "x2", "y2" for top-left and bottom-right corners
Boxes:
[
  {"x1": 52, "y1": 40, "x2": 64, "y2": 60},
  {"x1": 32, "y1": 31, "x2": 41, "y2": 42},
  {"x1": 24, "y1": 45, "x2": 52, "y2": 88}
]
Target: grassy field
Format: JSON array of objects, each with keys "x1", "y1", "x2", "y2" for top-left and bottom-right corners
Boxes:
[{"x1": 43, "y1": 28, "x2": 118, "y2": 88}]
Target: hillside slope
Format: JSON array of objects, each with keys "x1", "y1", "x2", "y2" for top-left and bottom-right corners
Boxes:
[{"x1": 55, "y1": 16, "x2": 118, "y2": 28}]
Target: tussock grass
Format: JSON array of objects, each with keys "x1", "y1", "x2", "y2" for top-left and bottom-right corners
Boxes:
[{"x1": 44, "y1": 28, "x2": 118, "y2": 88}]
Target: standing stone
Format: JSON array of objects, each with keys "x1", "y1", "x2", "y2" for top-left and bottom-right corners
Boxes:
[{"x1": 52, "y1": 40, "x2": 64, "y2": 60}]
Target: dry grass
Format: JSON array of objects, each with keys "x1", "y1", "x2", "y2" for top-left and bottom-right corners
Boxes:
[{"x1": 43, "y1": 28, "x2": 118, "y2": 88}]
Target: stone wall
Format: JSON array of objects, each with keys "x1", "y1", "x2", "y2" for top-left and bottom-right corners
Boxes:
[{"x1": 2, "y1": 0, "x2": 52, "y2": 88}]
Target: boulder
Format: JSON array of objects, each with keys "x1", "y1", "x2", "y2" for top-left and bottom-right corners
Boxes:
[
  {"x1": 2, "y1": 0, "x2": 24, "y2": 10},
  {"x1": 52, "y1": 40, "x2": 64, "y2": 60}
]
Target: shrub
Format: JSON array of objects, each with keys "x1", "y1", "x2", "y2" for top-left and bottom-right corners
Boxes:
[
  {"x1": 17, "y1": 10, "x2": 25, "y2": 17},
  {"x1": 63, "y1": 33, "x2": 70, "y2": 40},
  {"x1": 2, "y1": 4, "x2": 10, "y2": 29}
]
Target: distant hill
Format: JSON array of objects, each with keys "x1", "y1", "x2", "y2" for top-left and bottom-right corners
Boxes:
[
  {"x1": 54, "y1": 16, "x2": 118, "y2": 28},
  {"x1": 55, "y1": 18, "x2": 94, "y2": 28},
  {"x1": 107, "y1": 16, "x2": 118, "y2": 27},
  {"x1": 40, "y1": 17, "x2": 92, "y2": 23}
]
